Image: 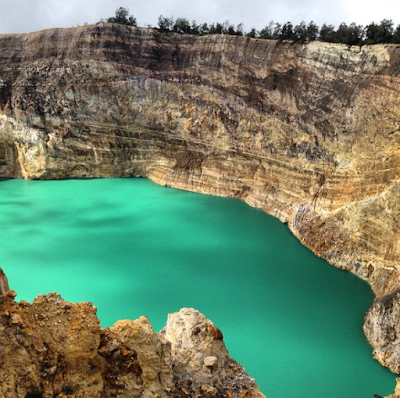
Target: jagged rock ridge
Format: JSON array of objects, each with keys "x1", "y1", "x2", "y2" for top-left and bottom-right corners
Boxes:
[
  {"x1": 0, "y1": 269, "x2": 264, "y2": 398},
  {"x1": 1, "y1": 24, "x2": 400, "y2": 384}
]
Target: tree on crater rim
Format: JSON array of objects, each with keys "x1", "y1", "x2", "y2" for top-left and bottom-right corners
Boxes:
[{"x1": 104, "y1": 7, "x2": 137, "y2": 26}]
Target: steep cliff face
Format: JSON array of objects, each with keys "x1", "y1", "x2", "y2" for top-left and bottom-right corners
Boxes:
[{"x1": 1, "y1": 24, "x2": 400, "y2": 375}]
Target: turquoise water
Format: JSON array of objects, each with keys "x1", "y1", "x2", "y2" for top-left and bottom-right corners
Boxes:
[{"x1": 0, "y1": 177, "x2": 395, "y2": 397}]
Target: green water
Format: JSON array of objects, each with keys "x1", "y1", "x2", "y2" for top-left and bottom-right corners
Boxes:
[{"x1": 0, "y1": 177, "x2": 395, "y2": 397}]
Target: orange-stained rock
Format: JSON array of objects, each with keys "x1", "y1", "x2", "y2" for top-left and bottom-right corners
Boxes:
[{"x1": 0, "y1": 268, "x2": 265, "y2": 398}]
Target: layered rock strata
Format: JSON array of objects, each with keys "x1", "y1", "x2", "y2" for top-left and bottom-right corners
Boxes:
[
  {"x1": 0, "y1": 268, "x2": 264, "y2": 398},
  {"x1": 1, "y1": 24, "x2": 400, "y2": 379}
]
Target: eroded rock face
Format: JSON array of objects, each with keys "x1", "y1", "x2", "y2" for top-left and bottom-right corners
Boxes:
[
  {"x1": 0, "y1": 25, "x2": 399, "y2": 295},
  {"x1": 0, "y1": 268, "x2": 265, "y2": 398},
  {"x1": 0, "y1": 267, "x2": 9, "y2": 299},
  {"x1": 365, "y1": 290, "x2": 400, "y2": 373},
  {"x1": 161, "y1": 308, "x2": 261, "y2": 397},
  {"x1": 1, "y1": 24, "x2": 400, "y2": 379}
]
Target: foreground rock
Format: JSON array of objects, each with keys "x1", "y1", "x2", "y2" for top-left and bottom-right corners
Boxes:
[
  {"x1": 2, "y1": 24, "x2": 400, "y2": 382},
  {"x1": 0, "y1": 268, "x2": 264, "y2": 398}
]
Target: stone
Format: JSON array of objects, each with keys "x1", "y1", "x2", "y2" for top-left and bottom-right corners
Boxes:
[
  {"x1": 46, "y1": 365, "x2": 57, "y2": 375},
  {"x1": 200, "y1": 384, "x2": 219, "y2": 395},
  {"x1": 204, "y1": 356, "x2": 218, "y2": 367},
  {"x1": 10, "y1": 313, "x2": 23, "y2": 325},
  {"x1": 161, "y1": 308, "x2": 263, "y2": 396}
]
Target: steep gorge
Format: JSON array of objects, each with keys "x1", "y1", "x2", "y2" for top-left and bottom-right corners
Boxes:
[{"x1": 1, "y1": 24, "x2": 400, "y2": 393}]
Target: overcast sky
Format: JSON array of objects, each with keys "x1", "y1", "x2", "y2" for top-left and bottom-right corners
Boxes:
[{"x1": 1, "y1": 0, "x2": 399, "y2": 35}]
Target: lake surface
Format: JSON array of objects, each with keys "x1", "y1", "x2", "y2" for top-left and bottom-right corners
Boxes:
[{"x1": 0, "y1": 177, "x2": 395, "y2": 397}]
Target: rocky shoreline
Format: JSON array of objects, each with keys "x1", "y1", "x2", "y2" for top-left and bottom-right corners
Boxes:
[{"x1": 1, "y1": 24, "x2": 400, "y2": 394}]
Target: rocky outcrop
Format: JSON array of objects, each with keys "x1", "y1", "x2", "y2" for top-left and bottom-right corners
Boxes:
[
  {"x1": 1, "y1": 24, "x2": 400, "y2": 380},
  {"x1": 365, "y1": 289, "x2": 400, "y2": 374},
  {"x1": 0, "y1": 267, "x2": 10, "y2": 299},
  {"x1": 0, "y1": 268, "x2": 264, "y2": 398}
]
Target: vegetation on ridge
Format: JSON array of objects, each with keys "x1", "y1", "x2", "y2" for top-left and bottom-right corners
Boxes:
[
  {"x1": 102, "y1": 7, "x2": 400, "y2": 46},
  {"x1": 100, "y1": 7, "x2": 137, "y2": 27}
]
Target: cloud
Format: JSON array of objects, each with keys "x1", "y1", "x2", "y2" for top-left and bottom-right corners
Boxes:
[
  {"x1": 344, "y1": 0, "x2": 400, "y2": 25},
  {"x1": 0, "y1": 0, "x2": 399, "y2": 35}
]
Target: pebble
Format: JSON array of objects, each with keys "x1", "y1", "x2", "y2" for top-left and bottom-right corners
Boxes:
[{"x1": 204, "y1": 356, "x2": 217, "y2": 367}]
